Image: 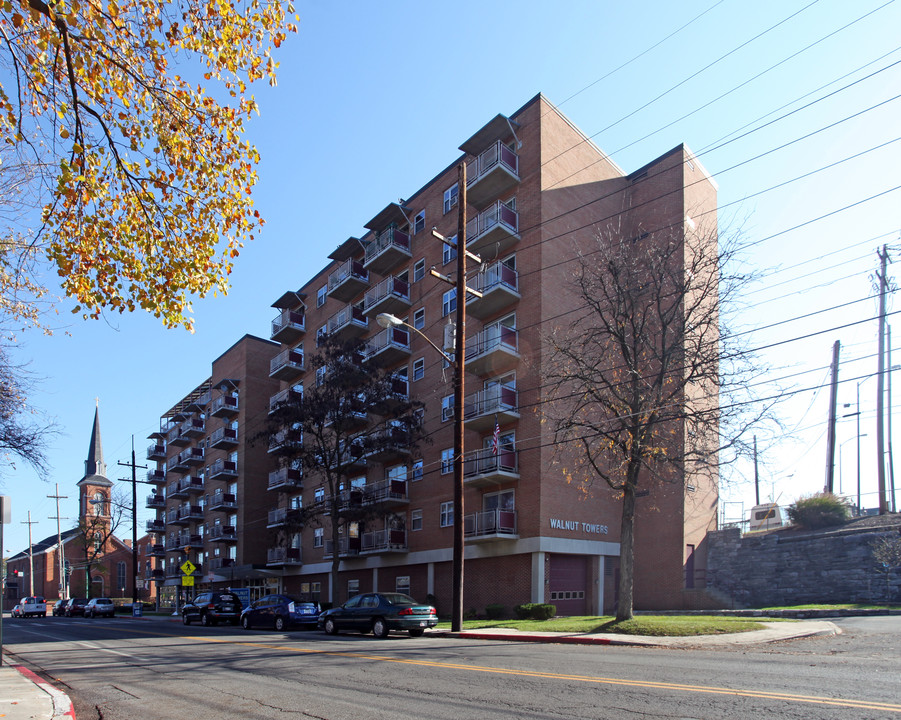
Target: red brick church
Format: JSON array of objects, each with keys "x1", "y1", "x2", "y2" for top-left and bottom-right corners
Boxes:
[{"x1": 5, "y1": 407, "x2": 140, "y2": 602}]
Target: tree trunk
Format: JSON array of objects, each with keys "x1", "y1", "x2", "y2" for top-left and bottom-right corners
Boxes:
[{"x1": 616, "y1": 486, "x2": 636, "y2": 621}]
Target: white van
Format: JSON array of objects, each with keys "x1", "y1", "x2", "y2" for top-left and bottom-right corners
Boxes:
[
  {"x1": 748, "y1": 504, "x2": 789, "y2": 531},
  {"x1": 17, "y1": 596, "x2": 46, "y2": 618}
]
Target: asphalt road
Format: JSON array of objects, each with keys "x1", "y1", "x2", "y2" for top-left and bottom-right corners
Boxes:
[{"x1": 2, "y1": 615, "x2": 900, "y2": 719}]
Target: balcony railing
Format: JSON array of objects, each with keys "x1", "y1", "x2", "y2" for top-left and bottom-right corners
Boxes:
[
  {"x1": 363, "y1": 326, "x2": 410, "y2": 366},
  {"x1": 464, "y1": 509, "x2": 518, "y2": 540},
  {"x1": 359, "y1": 478, "x2": 408, "y2": 506},
  {"x1": 147, "y1": 442, "x2": 166, "y2": 461},
  {"x1": 208, "y1": 458, "x2": 238, "y2": 479},
  {"x1": 267, "y1": 506, "x2": 302, "y2": 527},
  {"x1": 465, "y1": 324, "x2": 519, "y2": 375},
  {"x1": 271, "y1": 308, "x2": 306, "y2": 343},
  {"x1": 463, "y1": 447, "x2": 519, "y2": 487},
  {"x1": 324, "y1": 536, "x2": 361, "y2": 558},
  {"x1": 363, "y1": 424, "x2": 412, "y2": 461},
  {"x1": 208, "y1": 557, "x2": 236, "y2": 570},
  {"x1": 209, "y1": 426, "x2": 239, "y2": 449},
  {"x1": 208, "y1": 491, "x2": 237, "y2": 511},
  {"x1": 466, "y1": 261, "x2": 520, "y2": 319},
  {"x1": 208, "y1": 525, "x2": 237, "y2": 542},
  {"x1": 145, "y1": 494, "x2": 166, "y2": 510},
  {"x1": 267, "y1": 546, "x2": 302, "y2": 565},
  {"x1": 463, "y1": 385, "x2": 519, "y2": 431},
  {"x1": 363, "y1": 227, "x2": 411, "y2": 275},
  {"x1": 328, "y1": 258, "x2": 369, "y2": 302},
  {"x1": 371, "y1": 374, "x2": 409, "y2": 415},
  {"x1": 210, "y1": 394, "x2": 239, "y2": 418},
  {"x1": 146, "y1": 469, "x2": 167, "y2": 484},
  {"x1": 269, "y1": 387, "x2": 302, "y2": 414},
  {"x1": 268, "y1": 467, "x2": 303, "y2": 491},
  {"x1": 361, "y1": 529, "x2": 408, "y2": 553},
  {"x1": 362, "y1": 276, "x2": 410, "y2": 317},
  {"x1": 466, "y1": 140, "x2": 520, "y2": 209},
  {"x1": 175, "y1": 447, "x2": 205, "y2": 467},
  {"x1": 326, "y1": 303, "x2": 368, "y2": 340},
  {"x1": 270, "y1": 347, "x2": 305, "y2": 381},
  {"x1": 466, "y1": 201, "x2": 520, "y2": 256},
  {"x1": 146, "y1": 519, "x2": 166, "y2": 534}
]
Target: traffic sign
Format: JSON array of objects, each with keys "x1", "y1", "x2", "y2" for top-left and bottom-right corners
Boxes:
[
  {"x1": 180, "y1": 560, "x2": 196, "y2": 576},
  {"x1": 181, "y1": 576, "x2": 194, "y2": 587}
]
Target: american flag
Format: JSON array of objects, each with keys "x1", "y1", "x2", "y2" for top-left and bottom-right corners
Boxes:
[{"x1": 491, "y1": 417, "x2": 500, "y2": 456}]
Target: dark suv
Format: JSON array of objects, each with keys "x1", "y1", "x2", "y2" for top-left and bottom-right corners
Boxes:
[{"x1": 182, "y1": 591, "x2": 242, "y2": 626}]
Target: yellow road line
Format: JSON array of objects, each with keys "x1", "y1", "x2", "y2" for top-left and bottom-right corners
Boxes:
[{"x1": 126, "y1": 628, "x2": 901, "y2": 713}]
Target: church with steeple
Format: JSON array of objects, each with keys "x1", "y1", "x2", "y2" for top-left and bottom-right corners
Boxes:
[{"x1": 5, "y1": 406, "x2": 140, "y2": 604}]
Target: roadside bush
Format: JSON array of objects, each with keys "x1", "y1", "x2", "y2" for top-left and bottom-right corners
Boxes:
[
  {"x1": 485, "y1": 603, "x2": 505, "y2": 619},
  {"x1": 514, "y1": 603, "x2": 557, "y2": 620},
  {"x1": 464, "y1": 607, "x2": 478, "y2": 620},
  {"x1": 787, "y1": 492, "x2": 851, "y2": 529}
]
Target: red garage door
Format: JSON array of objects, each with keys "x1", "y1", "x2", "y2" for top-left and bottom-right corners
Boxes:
[{"x1": 548, "y1": 554, "x2": 588, "y2": 616}]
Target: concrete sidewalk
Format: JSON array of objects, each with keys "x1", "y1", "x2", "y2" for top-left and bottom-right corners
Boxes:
[
  {"x1": 0, "y1": 662, "x2": 75, "y2": 719},
  {"x1": 435, "y1": 619, "x2": 841, "y2": 647}
]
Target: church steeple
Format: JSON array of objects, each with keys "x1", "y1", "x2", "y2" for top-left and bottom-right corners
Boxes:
[{"x1": 77, "y1": 404, "x2": 112, "y2": 488}]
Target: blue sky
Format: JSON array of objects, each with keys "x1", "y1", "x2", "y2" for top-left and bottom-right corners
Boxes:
[{"x1": 5, "y1": 0, "x2": 900, "y2": 557}]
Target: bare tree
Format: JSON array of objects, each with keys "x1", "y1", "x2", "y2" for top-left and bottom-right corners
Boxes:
[
  {"x1": 73, "y1": 487, "x2": 129, "y2": 598},
  {"x1": 263, "y1": 334, "x2": 425, "y2": 604},
  {"x1": 546, "y1": 222, "x2": 775, "y2": 620}
]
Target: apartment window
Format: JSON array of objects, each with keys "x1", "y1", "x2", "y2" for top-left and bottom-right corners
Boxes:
[
  {"x1": 411, "y1": 459, "x2": 423, "y2": 482},
  {"x1": 412, "y1": 357, "x2": 425, "y2": 381},
  {"x1": 347, "y1": 579, "x2": 359, "y2": 598},
  {"x1": 317, "y1": 284, "x2": 327, "y2": 307},
  {"x1": 396, "y1": 576, "x2": 411, "y2": 595},
  {"x1": 313, "y1": 527, "x2": 323, "y2": 547},
  {"x1": 316, "y1": 366, "x2": 327, "y2": 386},
  {"x1": 411, "y1": 510, "x2": 422, "y2": 531},
  {"x1": 413, "y1": 210, "x2": 425, "y2": 234},
  {"x1": 413, "y1": 307, "x2": 425, "y2": 330},
  {"x1": 442, "y1": 288, "x2": 456, "y2": 317},
  {"x1": 317, "y1": 324, "x2": 327, "y2": 346},
  {"x1": 413, "y1": 258, "x2": 425, "y2": 282},
  {"x1": 386, "y1": 464, "x2": 406, "y2": 483},
  {"x1": 443, "y1": 183, "x2": 458, "y2": 214},
  {"x1": 441, "y1": 448, "x2": 453, "y2": 474},
  {"x1": 442, "y1": 234, "x2": 457, "y2": 265},
  {"x1": 441, "y1": 394, "x2": 454, "y2": 422},
  {"x1": 440, "y1": 501, "x2": 454, "y2": 527},
  {"x1": 314, "y1": 487, "x2": 325, "y2": 503}
]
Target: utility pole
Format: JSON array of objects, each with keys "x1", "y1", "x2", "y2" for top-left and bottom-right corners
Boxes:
[
  {"x1": 824, "y1": 340, "x2": 840, "y2": 494},
  {"x1": 47, "y1": 484, "x2": 69, "y2": 599},
  {"x1": 452, "y1": 161, "x2": 467, "y2": 635},
  {"x1": 888, "y1": 325, "x2": 897, "y2": 512},
  {"x1": 118, "y1": 436, "x2": 147, "y2": 610},
  {"x1": 21, "y1": 512, "x2": 37, "y2": 596},
  {"x1": 876, "y1": 245, "x2": 890, "y2": 514}
]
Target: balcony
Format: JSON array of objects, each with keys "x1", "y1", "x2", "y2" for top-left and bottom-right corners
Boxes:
[
  {"x1": 151, "y1": 568, "x2": 166, "y2": 580},
  {"x1": 267, "y1": 506, "x2": 302, "y2": 528},
  {"x1": 176, "y1": 447, "x2": 205, "y2": 467},
  {"x1": 210, "y1": 394, "x2": 239, "y2": 418},
  {"x1": 371, "y1": 374, "x2": 409, "y2": 415},
  {"x1": 166, "y1": 508, "x2": 188, "y2": 526},
  {"x1": 363, "y1": 227, "x2": 411, "y2": 275},
  {"x1": 146, "y1": 494, "x2": 166, "y2": 510},
  {"x1": 364, "y1": 424, "x2": 412, "y2": 462},
  {"x1": 327, "y1": 303, "x2": 368, "y2": 341},
  {"x1": 463, "y1": 447, "x2": 519, "y2": 487},
  {"x1": 465, "y1": 324, "x2": 520, "y2": 375},
  {"x1": 208, "y1": 458, "x2": 238, "y2": 480},
  {"x1": 324, "y1": 537, "x2": 361, "y2": 558},
  {"x1": 359, "y1": 478, "x2": 408, "y2": 508},
  {"x1": 328, "y1": 258, "x2": 369, "y2": 302},
  {"x1": 361, "y1": 529, "x2": 408, "y2": 554},
  {"x1": 149, "y1": 543, "x2": 166, "y2": 557},
  {"x1": 178, "y1": 476, "x2": 204, "y2": 495},
  {"x1": 208, "y1": 491, "x2": 237, "y2": 512},
  {"x1": 180, "y1": 417, "x2": 206, "y2": 440},
  {"x1": 146, "y1": 469, "x2": 167, "y2": 485},
  {"x1": 466, "y1": 140, "x2": 520, "y2": 209},
  {"x1": 270, "y1": 347, "x2": 305, "y2": 381},
  {"x1": 466, "y1": 201, "x2": 520, "y2": 256},
  {"x1": 465, "y1": 509, "x2": 518, "y2": 542},
  {"x1": 362, "y1": 276, "x2": 410, "y2": 318},
  {"x1": 208, "y1": 557, "x2": 236, "y2": 571},
  {"x1": 268, "y1": 467, "x2": 303, "y2": 491},
  {"x1": 271, "y1": 308, "x2": 306, "y2": 343},
  {"x1": 147, "y1": 442, "x2": 166, "y2": 461},
  {"x1": 167, "y1": 481, "x2": 188, "y2": 500},
  {"x1": 146, "y1": 519, "x2": 166, "y2": 534},
  {"x1": 463, "y1": 386, "x2": 519, "y2": 432},
  {"x1": 208, "y1": 525, "x2": 237, "y2": 542},
  {"x1": 210, "y1": 426, "x2": 239, "y2": 449},
  {"x1": 177, "y1": 504, "x2": 204, "y2": 522},
  {"x1": 168, "y1": 426, "x2": 190, "y2": 447},
  {"x1": 326, "y1": 441, "x2": 367, "y2": 474},
  {"x1": 466, "y1": 262, "x2": 520, "y2": 319},
  {"x1": 363, "y1": 326, "x2": 410, "y2": 367},
  {"x1": 269, "y1": 387, "x2": 302, "y2": 414},
  {"x1": 267, "y1": 547, "x2": 302, "y2": 566}
]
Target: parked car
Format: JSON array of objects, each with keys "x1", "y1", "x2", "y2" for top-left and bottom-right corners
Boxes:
[
  {"x1": 240, "y1": 595, "x2": 319, "y2": 631},
  {"x1": 11, "y1": 603, "x2": 23, "y2": 618},
  {"x1": 318, "y1": 593, "x2": 437, "y2": 638},
  {"x1": 182, "y1": 591, "x2": 243, "y2": 626},
  {"x1": 16, "y1": 596, "x2": 46, "y2": 618},
  {"x1": 85, "y1": 597, "x2": 115, "y2": 618},
  {"x1": 65, "y1": 598, "x2": 88, "y2": 617},
  {"x1": 53, "y1": 599, "x2": 71, "y2": 617}
]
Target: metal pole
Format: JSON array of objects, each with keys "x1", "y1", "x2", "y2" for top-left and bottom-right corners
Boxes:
[
  {"x1": 451, "y1": 161, "x2": 467, "y2": 634},
  {"x1": 888, "y1": 326, "x2": 896, "y2": 512},
  {"x1": 857, "y1": 381, "x2": 862, "y2": 514},
  {"x1": 824, "y1": 340, "x2": 840, "y2": 494},
  {"x1": 877, "y1": 245, "x2": 889, "y2": 514}
]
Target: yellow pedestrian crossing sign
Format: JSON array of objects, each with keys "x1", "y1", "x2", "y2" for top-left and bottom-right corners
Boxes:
[
  {"x1": 180, "y1": 559, "x2": 196, "y2": 576},
  {"x1": 182, "y1": 576, "x2": 194, "y2": 587}
]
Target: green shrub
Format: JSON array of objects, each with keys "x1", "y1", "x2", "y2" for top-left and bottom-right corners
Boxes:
[
  {"x1": 787, "y1": 492, "x2": 851, "y2": 529},
  {"x1": 485, "y1": 603, "x2": 505, "y2": 619},
  {"x1": 514, "y1": 603, "x2": 557, "y2": 620},
  {"x1": 464, "y1": 607, "x2": 478, "y2": 620}
]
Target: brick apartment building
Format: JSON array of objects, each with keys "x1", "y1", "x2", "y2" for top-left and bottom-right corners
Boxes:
[{"x1": 146, "y1": 93, "x2": 719, "y2": 614}]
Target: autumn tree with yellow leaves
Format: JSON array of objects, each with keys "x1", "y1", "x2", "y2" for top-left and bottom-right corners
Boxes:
[
  {"x1": 0, "y1": 0, "x2": 297, "y2": 331},
  {"x1": 546, "y1": 224, "x2": 775, "y2": 621}
]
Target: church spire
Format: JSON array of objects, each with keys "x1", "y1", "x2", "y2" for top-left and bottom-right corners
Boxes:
[{"x1": 78, "y1": 404, "x2": 112, "y2": 487}]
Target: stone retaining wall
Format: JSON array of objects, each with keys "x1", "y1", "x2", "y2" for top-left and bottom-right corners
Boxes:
[{"x1": 706, "y1": 520, "x2": 901, "y2": 607}]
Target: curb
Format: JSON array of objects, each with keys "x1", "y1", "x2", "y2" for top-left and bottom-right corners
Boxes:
[{"x1": 11, "y1": 665, "x2": 75, "y2": 720}]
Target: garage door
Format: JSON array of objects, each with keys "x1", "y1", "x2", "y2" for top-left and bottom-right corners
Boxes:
[{"x1": 548, "y1": 554, "x2": 588, "y2": 616}]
